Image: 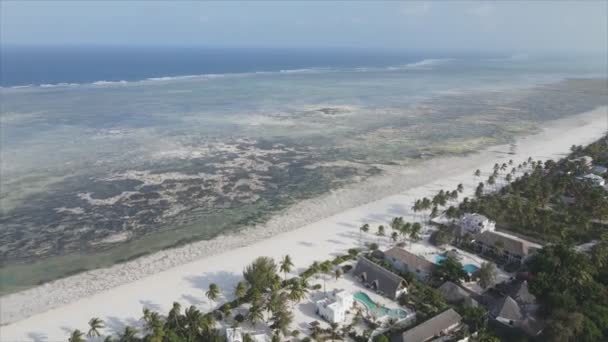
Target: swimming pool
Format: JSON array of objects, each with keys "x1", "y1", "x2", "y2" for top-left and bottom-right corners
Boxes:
[
  {"x1": 354, "y1": 292, "x2": 409, "y2": 319},
  {"x1": 434, "y1": 255, "x2": 447, "y2": 264},
  {"x1": 434, "y1": 255, "x2": 479, "y2": 274},
  {"x1": 463, "y1": 264, "x2": 479, "y2": 274}
]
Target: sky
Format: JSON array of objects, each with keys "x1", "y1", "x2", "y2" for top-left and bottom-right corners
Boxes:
[{"x1": 1, "y1": 1, "x2": 607, "y2": 53}]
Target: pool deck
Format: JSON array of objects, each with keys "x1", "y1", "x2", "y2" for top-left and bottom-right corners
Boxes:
[{"x1": 383, "y1": 224, "x2": 512, "y2": 294}]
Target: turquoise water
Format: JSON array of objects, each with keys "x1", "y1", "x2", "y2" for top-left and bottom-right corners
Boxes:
[
  {"x1": 434, "y1": 255, "x2": 479, "y2": 274},
  {"x1": 354, "y1": 291, "x2": 409, "y2": 319},
  {"x1": 463, "y1": 264, "x2": 479, "y2": 274},
  {"x1": 435, "y1": 255, "x2": 447, "y2": 264}
]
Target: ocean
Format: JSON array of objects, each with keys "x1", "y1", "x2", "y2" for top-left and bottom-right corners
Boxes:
[{"x1": 0, "y1": 46, "x2": 606, "y2": 294}]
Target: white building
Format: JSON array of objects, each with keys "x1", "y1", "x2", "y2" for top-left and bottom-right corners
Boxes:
[
  {"x1": 581, "y1": 173, "x2": 606, "y2": 187},
  {"x1": 457, "y1": 213, "x2": 496, "y2": 236},
  {"x1": 315, "y1": 289, "x2": 353, "y2": 323},
  {"x1": 250, "y1": 333, "x2": 269, "y2": 342},
  {"x1": 226, "y1": 328, "x2": 243, "y2": 342}
]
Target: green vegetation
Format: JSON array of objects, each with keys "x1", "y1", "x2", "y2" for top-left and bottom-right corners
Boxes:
[
  {"x1": 431, "y1": 256, "x2": 467, "y2": 285},
  {"x1": 527, "y1": 243, "x2": 608, "y2": 341},
  {"x1": 459, "y1": 136, "x2": 608, "y2": 244}
]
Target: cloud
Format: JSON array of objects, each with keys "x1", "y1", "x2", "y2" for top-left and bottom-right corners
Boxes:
[{"x1": 401, "y1": 2, "x2": 433, "y2": 17}]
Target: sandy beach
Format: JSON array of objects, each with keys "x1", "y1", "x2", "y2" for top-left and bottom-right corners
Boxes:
[{"x1": 1, "y1": 106, "x2": 606, "y2": 342}]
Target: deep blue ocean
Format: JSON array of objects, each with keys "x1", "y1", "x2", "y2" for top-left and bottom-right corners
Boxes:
[{"x1": 0, "y1": 45, "x2": 498, "y2": 87}]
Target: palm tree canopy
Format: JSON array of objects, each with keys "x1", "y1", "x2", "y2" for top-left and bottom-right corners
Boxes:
[
  {"x1": 87, "y1": 317, "x2": 105, "y2": 338},
  {"x1": 206, "y1": 283, "x2": 220, "y2": 301}
]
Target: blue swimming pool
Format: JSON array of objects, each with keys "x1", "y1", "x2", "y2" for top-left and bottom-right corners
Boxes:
[
  {"x1": 434, "y1": 255, "x2": 479, "y2": 274},
  {"x1": 434, "y1": 255, "x2": 447, "y2": 264},
  {"x1": 463, "y1": 264, "x2": 479, "y2": 274},
  {"x1": 354, "y1": 292, "x2": 409, "y2": 319}
]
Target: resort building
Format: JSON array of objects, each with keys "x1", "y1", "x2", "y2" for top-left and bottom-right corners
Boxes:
[
  {"x1": 226, "y1": 328, "x2": 243, "y2": 342},
  {"x1": 456, "y1": 213, "x2": 496, "y2": 236},
  {"x1": 487, "y1": 280, "x2": 545, "y2": 336},
  {"x1": 570, "y1": 155, "x2": 593, "y2": 168},
  {"x1": 383, "y1": 247, "x2": 435, "y2": 281},
  {"x1": 579, "y1": 173, "x2": 606, "y2": 187},
  {"x1": 314, "y1": 289, "x2": 354, "y2": 323},
  {"x1": 400, "y1": 308, "x2": 462, "y2": 342},
  {"x1": 473, "y1": 231, "x2": 541, "y2": 263},
  {"x1": 591, "y1": 165, "x2": 608, "y2": 175},
  {"x1": 438, "y1": 281, "x2": 479, "y2": 308},
  {"x1": 353, "y1": 257, "x2": 409, "y2": 300}
]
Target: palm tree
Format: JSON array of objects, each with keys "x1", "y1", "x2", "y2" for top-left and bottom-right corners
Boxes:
[
  {"x1": 477, "y1": 262, "x2": 496, "y2": 288},
  {"x1": 400, "y1": 222, "x2": 411, "y2": 243},
  {"x1": 87, "y1": 317, "x2": 104, "y2": 338},
  {"x1": 248, "y1": 304, "x2": 264, "y2": 328},
  {"x1": 410, "y1": 223, "x2": 422, "y2": 242},
  {"x1": 167, "y1": 302, "x2": 182, "y2": 331},
  {"x1": 184, "y1": 305, "x2": 202, "y2": 338},
  {"x1": 206, "y1": 283, "x2": 220, "y2": 309},
  {"x1": 287, "y1": 280, "x2": 308, "y2": 306},
  {"x1": 118, "y1": 326, "x2": 137, "y2": 342},
  {"x1": 68, "y1": 330, "x2": 86, "y2": 342},
  {"x1": 391, "y1": 231, "x2": 399, "y2": 243},
  {"x1": 234, "y1": 281, "x2": 247, "y2": 304},
  {"x1": 359, "y1": 223, "x2": 370, "y2": 246},
  {"x1": 320, "y1": 261, "x2": 333, "y2": 293},
  {"x1": 376, "y1": 225, "x2": 385, "y2": 245},
  {"x1": 280, "y1": 255, "x2": 294, "y2": 281}
]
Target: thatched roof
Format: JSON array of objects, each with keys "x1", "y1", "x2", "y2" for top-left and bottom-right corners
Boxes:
[
  {"x1": 353, "y1": 257, "x2": 408, "y2": 298},
  {"x1": 400, "y1": 309, "x2": 462, "y2": 342}
]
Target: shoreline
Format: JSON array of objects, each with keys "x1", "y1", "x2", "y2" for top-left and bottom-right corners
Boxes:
[{"x1": 1, "y1": 106, "x2": 606, "y2": 341}]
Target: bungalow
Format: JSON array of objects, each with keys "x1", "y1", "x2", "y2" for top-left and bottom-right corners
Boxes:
[
  {"x1": 491, "y1": 296, "x2": 523, "y2": 327},
  {"x1": 473, "y1": 231, "x2": 541, "y2": 263},
  {"x1": 579, "y1": 173, "x2": 606, "y2": 187},
  {"x1": 353, "y1": 257, "x2": 409, "y2": 300},
  {"x1": 400, "y1": 308, "x2": 462, "y2": 342},
  {"x1": 383, "y1": 247, "x2": 436, "y2": 281},
  {"x1": 591, "y1": 165, "x2": 608, "y2": 175},
  {"x1": 315, "y1": 289, "x2": 354, "y2": 323},
  {"x1": 226, "y1": 328, "x2": 243, "y2": 342},
  {"x1": 384, "y1": 247, "x2": 435, "y2": 280},
  {"x1": 438, "y1": 281, "x2": 479, "y2": 308},
  {"x1": 488, "y1": 280, "x2": 544, "y2": 336},
  {"x1": 456, "y1": 213, "x2": 496, "y2": 236}
]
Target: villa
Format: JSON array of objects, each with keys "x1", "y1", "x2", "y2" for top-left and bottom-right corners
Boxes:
[
  {"x1": 353, "y1": 257, "x2": 409, "y2": 300},
  {"x1": 314, "y1": 289, "x2": 354, "y2": 323},
  {"x1": 456, "y1": 213, "x2": 496, "y2": 236},
  {"x1": 570, "y1": 155, "x2": 593, "y2": 168},
  {"x1": 591, "y1": 165, "x2": 608, "y2": 175},
  {"x1": 226, "y1": 328, "x2": 243, "y2": 342},
  {"x1": 438, "y1": 281, "x2": 479, "y2": 308},
  {"x1": 579, "y1": 173, "x2": 606, "y2": 187},
  {"x1": 399, "y1": 308, "x2": 462, "y2": 342},
  {"x1": 486, "y1": 280, "x2": 545, "y2": 336},
  {"x1": 383, "y1": 247, "x2": 436, "y2": 281},
  {"x1": 473, "y1": 231, "x2": 541, "y2": 263}
]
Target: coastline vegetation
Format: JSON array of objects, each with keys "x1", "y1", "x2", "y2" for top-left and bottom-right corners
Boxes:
[{"x1": 65, "y1": 135, "x2": 608, "y2": 342}]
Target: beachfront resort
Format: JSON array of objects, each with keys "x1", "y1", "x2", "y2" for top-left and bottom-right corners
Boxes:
[{"x1": 60, "y1": 135, "x2": 608, "y2": 342}]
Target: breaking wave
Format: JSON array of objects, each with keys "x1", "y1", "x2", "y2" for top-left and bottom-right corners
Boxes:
[{"x1": 2, "y1": 58, "x2": 455, "y2": 90}]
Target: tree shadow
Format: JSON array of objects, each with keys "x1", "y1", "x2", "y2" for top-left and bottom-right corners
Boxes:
[
  {"x1": 298, "y1": 241, "x2": 315, "y2": 247},
  {"x1": 26, "y1": 332, "x2": 48, "y2": 342},
  {"x1": 139, "y1": 299, "x2": 162, "y2": 312},
  {"x1": 181, "y1": 294, "x2": 205, "y2": 306}
]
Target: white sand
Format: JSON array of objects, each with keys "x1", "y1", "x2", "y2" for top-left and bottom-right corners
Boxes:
[{"x1": 1, "y1": 107, "x2": 606, "y2": 341}]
